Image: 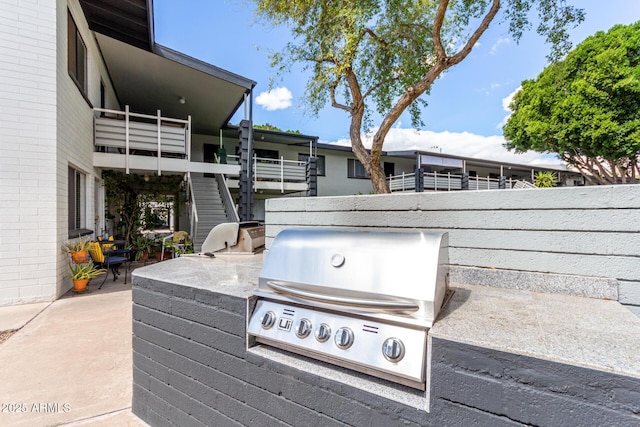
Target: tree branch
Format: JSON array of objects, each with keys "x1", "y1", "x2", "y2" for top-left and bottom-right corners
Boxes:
[
  {"x1": 448, "y1": 0, "x2": 501, "y2": 66},
  {"x1": 362, "y1": 27, "x2": 388, "y2": 46},
  {"x1": 330, "y1": 78, "x2": 352, "y2": 113}
]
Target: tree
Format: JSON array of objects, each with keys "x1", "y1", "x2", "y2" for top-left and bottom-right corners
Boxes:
[
  {"x1": 254, "y1": 0, "x2": 584, "y2": 193},
  {"x1": 504, "y1": 22, "x2": 640, "y2": 185}
]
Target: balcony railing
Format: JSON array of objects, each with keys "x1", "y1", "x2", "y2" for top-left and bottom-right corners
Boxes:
[
  {"x1": 94, "y1": 106, "x2": 191, "y2": 175},
  {"x1": 389, "y1": 172, "x2": 532, "y2": 192},
  {"x1": 253, "y1": 155, "x2": 307, "y2": 193}
]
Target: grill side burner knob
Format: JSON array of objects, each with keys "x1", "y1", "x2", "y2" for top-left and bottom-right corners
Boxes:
[
  {"x1": 382, "y1": 338, "x2": 405, "y2": 362},
  {"x1": 261, "y1": 311, "x2": 276, "y2": 329},
  {"x1": 296, "y1": 318, "x2": 312, "y2": 338},
  {"x1": 334, "y1": 327, "x2": 354, "y2": 349},
  {"x1": 315, "y1": 323, "x2": 331, "y2": 342}
]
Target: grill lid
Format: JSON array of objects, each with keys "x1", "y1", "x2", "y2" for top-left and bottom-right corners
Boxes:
[{"x1": 258, "y1": 228, "x2": 449, "y2": 326}]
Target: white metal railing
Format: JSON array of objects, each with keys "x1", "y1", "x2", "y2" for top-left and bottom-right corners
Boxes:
[
  {"x1": 388, "y1": 172, "x2": 416, "y2": 192},
  {"x1": 253, "y1": 155, "x2": 307, "y2": 193},
  {"x1": 425, "y1": 172, "x2": 463, "y2": 191},
  {"x1": 93, "y1": 106, "x2": 191, "y2": 175},
  {"x1": 388, "y1": 172, "x2": 511, "y2": 192},
  {"x1": 215, "y1": 173, "x2": 240, "y2": 222},
  {"x1": 468, "y1": 175, "x2": 501, "y2": 190}
]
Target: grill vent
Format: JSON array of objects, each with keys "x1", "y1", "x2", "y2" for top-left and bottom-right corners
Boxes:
[
  {"x1": 362, "y1": 325, "x2": 379, "y2": 334},
  {"x1": 283, "y1": 308, "x2": 295, "y2": 316}
]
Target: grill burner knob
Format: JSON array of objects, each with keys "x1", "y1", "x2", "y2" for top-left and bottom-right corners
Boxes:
[
  {"x1": 382, "y1": 338, "x2": 405, "y2": 362},
  {"x1": 295, "y1": 318, "x2": 312, "y2": 338},
  {"x1": 315, "y1": 323, "x2": 331, "y2": 342},
  {"x1": 334, "y1": 327, "x2": 354, "y2": 349},
  {"x1": 261, "y1": 311, "x2": 276, "y2": 329}
]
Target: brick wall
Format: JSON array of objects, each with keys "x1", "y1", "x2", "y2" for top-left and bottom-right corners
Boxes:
[
  {"x1": 132, "y1": 278, "x2": 640, "y2": 426},
  {"x1": 0, "y1": 0, "x2": 58, "y2": 305}
]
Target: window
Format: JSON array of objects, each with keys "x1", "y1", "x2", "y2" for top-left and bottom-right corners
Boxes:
[
  {"x1": 254, "y1": 149, "x2": 279, "y2": 160},
  {"x1": 298, "y1": 154, "x2": 326, "y2": 176},
  {"x1": 347, "y1": 158, "x2": 369, "y2": 179},
  {"x1": 68, "y1": 166, "x2": 86, "y2": 233},
  {"x1": 67, "y1": 10, "x2": 86, "y2": 94},
  {"x1": 384, "y1": 162, "x2": 395, "y2": 177}
]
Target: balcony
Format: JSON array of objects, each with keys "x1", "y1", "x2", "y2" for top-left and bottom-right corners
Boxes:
[
  {"x1": 92, "y1": 106, "x2": 239, "y2": 176},
  {"x1": 224, "y1": 155, "x2": 308, "y2": 194}
]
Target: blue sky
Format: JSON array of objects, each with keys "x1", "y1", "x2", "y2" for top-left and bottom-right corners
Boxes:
[{"x1": 154, "y1": 1, "x2": 640, "y2": 166}]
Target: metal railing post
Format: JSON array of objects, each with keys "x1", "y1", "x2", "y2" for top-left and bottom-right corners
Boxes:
[
  {"x1": 280, "y1": 156, "x2": 284, "y2": 193},
  {"x1": 448, "y1": 172, "x2": 451, "y2": 191},
  {"x1": 434, "y1": 171, "x2": 438, "y2": 192},
  {"x1": 253, "y1": 153, "x2": 257, "y2": 192}
]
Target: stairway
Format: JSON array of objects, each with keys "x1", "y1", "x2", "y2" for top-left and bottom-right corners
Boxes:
[{"x1": 189, "y1": 173, "x2": 231, "y2": 251}]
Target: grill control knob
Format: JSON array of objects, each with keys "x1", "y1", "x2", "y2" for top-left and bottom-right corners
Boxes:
[
  {"x1": 260, "y1": 311, "x2": 276, "y2": 329},
  {"x1": 382, "y1": 338, "x2": 405, "y2": 362},
  {"x1": 334, "y1": 327, "x2": 354, "y2": 349},
  {"x1": 295, "y1": 318, "x2": 312, "y2": 338},
  {"x1": 315, "y1": 323, "x2": 331, "y2": 342}
]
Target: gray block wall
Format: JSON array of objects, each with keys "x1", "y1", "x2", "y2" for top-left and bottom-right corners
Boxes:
[
  {"x1": 264, "y1": 185, "x2": 640, "y2": 315},
  {"x1": 132, "y1": 278, "x2": 640, "y2": 427}
]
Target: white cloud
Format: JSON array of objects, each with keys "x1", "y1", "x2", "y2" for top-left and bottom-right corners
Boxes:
[
  {"x1": 490, "y1": 37, "x2": 511, "y2": 55},
  {"x1": 256, "y1": 87, "x2": 293, "y2": 111},
  {"x1": 325, "y1": 126, "x2": 562, "y2": 167},
  {"x1": 496, "y1": 86, "x2": 521, "y2": 129}
]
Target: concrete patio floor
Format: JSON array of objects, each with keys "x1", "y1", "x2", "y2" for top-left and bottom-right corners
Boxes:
[{"x1": 0, "y1": 264, "x2": 150, "y2": 426}]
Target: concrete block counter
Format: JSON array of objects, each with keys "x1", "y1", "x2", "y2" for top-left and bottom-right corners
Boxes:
[{"x1": 132, "y1": 255, "x2": 640, "y2": 426}]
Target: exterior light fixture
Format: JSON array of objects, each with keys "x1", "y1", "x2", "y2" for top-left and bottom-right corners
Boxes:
[{"x1": 179, "y1": 97, "x2": 186, "y2": 104}]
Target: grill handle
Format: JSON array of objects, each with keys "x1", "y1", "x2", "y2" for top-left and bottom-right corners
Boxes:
[{"x1": 266, "y1": 281, "x2": 420, "y2": 311}]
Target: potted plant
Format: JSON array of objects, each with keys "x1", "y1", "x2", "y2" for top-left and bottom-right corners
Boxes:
[
  {"x1": 67, "y1": 262, "x2": 106, "y2": 293},
  {"x1": 131, "y1": 235, "x2": 155, "y2": 262},
  {"x1": 62, "y1": 237, "x2": 93, "y2": 264}
]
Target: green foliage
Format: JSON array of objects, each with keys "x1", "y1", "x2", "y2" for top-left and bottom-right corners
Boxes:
[
  {"x1": 254, "y1": 123, "x2": 301, "y2": 134},
  {"x1": 103, "y1": 171, "x2": 184, "y2": 243},
  {"x1": 61, "y1": 237, "x2": 93, "y2": 254},
  {"x1": 131, "y1": 235, "x2": 157, "y2": 261},
  {"x1": 67, "y1": 262, "x2": 106, "y2": 280},
  {"x1": 504, "y1": 22, "x2": 640, "y2": 184},
  {"x1": 254, "y1": 0, "x2": 584, "y2": 193},
  {"x1": 534, "y1": 171, "x2": 557, "y2": 188}
]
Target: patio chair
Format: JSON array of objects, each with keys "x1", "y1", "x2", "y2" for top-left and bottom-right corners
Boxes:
[
  {"x1": 161, "y1": 231, "x2": 189, "y2": 259},
  {"x1": 88, "y1": 242, "x2": 129, "y2": 288}
]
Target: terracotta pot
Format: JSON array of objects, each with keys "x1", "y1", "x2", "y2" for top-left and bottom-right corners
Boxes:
[
  {"x1": 73, "y1": 278, "x2": 89, "y2": 293},
  {"x1": 140, "y1": 251, "x2": 149, "y2": 261},
  {"x1": 71, "y1": 250, "x2": 89, "y2": 264}
]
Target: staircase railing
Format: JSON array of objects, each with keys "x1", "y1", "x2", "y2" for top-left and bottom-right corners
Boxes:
[
  {"x1": 215, "y1": 173, "x2": 240, "y2": 222},
  {"x1": 187, "y1": 172, "x2": 198, "y2": 241}
]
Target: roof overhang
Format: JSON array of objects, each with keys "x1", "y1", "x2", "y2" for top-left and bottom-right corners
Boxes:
[{"x1": 80, "y1": 0, "x2": 256, "y2": 135}]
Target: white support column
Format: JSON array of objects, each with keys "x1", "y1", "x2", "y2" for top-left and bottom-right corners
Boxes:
[
  {"x1": 157, "y1": 109, "x2": 162, "y2": 176},
  {"x1": 125, "y1": 105, "x2": 130, "y2": 174},
  {"x1": 186, "y1": 115, "x2": 192, "y2": 162}
]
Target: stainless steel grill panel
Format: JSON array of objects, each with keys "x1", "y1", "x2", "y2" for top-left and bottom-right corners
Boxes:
[{"x1": 248, "y1": 228, "x2": 449, "y2": 390}]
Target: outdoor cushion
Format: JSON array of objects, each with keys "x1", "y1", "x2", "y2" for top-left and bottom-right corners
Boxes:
[{"x1": 88, "y1": 242, "x2": 104, "y2": 263}]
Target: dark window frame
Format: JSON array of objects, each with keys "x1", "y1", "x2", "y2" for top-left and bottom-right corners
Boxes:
[
  {"x1": 67, "y1": 10, "x2": 87, "y2": 95},
  {"x1": 347, "y1": 158, "x2": 370, "y2": 179},
  {"x1": 298, "y1": 154, "x2": 326, "y2": 176},
  {"x1": 68, "y1": 166, "x2": 86, "y2": 236}
]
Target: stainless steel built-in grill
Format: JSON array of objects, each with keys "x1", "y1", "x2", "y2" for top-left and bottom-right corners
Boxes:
[{"x1": 247, "y1": 228, "x2": 449, "y2": 390}]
